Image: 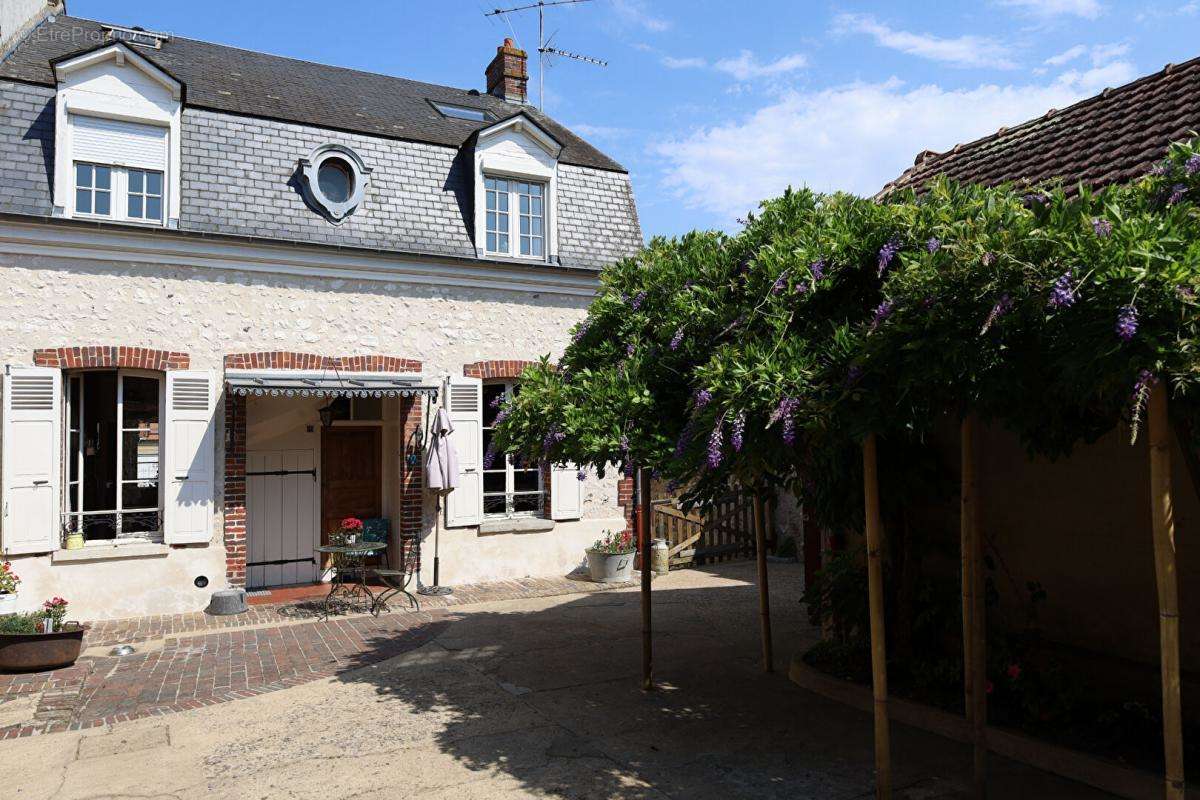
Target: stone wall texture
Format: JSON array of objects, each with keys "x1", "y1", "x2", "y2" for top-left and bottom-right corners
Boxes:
[{"x1": 0, "y1": 81, "x2": 55, "y2": 217}]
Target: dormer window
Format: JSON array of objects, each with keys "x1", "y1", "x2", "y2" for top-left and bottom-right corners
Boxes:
[
  {"x1": 472, "y1": 113, "x2": 562, "y2": 263},
  {"x1": 51, "y1": 42, "x2": 182, "y2": 228},
  {"x1": 299, "y1": 144, "x2": 372, "y2": 223}
]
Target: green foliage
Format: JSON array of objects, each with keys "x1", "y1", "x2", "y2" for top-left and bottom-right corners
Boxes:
[
  {"x1": 493, "y1": 137, "x2": 1200, "y2": 533},
  {"x1": 801, "y1": 548, "x2": 870, "y2": 644},
  {"x1": 0, "y1": 612, "x2": 41, "y2": 634}
]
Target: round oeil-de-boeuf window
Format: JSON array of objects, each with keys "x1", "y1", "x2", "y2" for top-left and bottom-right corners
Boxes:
[{"x1": 300, "y1": 145, "x2": 372, "y2": 223}]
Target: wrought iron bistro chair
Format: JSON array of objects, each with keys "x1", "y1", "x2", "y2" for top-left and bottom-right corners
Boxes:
[{"x1": 362, "y1": 519, "x2": 419, "y2": 614}]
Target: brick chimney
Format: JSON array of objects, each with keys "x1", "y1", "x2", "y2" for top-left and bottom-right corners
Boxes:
[{"x1": 486, "y1": 38, "x2": 528, "y2": 104}]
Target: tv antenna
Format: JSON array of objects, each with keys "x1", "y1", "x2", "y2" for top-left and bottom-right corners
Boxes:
[{"x1": 485, "y1": 0, "x2": 608, "y2": 109}]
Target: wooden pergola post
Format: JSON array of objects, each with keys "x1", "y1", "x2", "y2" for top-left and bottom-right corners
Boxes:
[
  {"x1": 753, "y1": 490, "x2": 774, "y2": 673},
  {"x1": 863, "y1": 432, "x2": 892, "y2": 799},
  {"x1": 1148, "y1": 382, "x2": 1185, "y2": 800},
  {"x1": 638, "y1": 467, "x2": 655, "y2": 691},
  {"x1": 961, "y1": 414, "x2": 988, "y2": 798}
]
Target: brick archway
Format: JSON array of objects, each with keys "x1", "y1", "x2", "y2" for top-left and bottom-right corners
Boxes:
[
  {"x1": 34, "y1": 346, "x2": 190, "y2": 370},
  {"x1": 222, "y1": 352, "x2": 424, "y2": 587}
]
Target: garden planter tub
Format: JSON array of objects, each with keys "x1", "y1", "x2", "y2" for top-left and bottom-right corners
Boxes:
[
  {"x1": 0, "y1": 624, "x2": 85, "y2": 672},
  {"x1": 586, "y1": 549, "x2": 636, "y2": 583}
]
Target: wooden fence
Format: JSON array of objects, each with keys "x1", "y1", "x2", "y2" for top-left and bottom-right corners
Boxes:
[{"x1": 651, "y1": 492, "x2": 774, "y2": 569}]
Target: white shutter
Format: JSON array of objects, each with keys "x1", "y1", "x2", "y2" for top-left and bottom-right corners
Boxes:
[
  {"x1": 550, "y1": 462, "x2": 582, "y2": 521},
  {"x1": 1, "y1": 367, "x2": 62, "y2": 554},
  {"x1": 444, "y1": 376, "x2": 483, "y2": 527},
  {"x1": 71, "y1": 114, "x2": 168, "y2": 170},
  {"x1": 164, "y1": 370, "x2": 215, "y2": 544}
]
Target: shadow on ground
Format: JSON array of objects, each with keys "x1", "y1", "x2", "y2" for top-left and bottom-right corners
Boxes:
[{"x1": 326, "y1": 562, "x2": 1112, "y2": 800}]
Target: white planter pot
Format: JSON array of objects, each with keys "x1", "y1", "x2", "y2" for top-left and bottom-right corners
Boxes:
[
  {"x1": 0, "y1": 593, "x2": 17, "y2": 615},
  {"x1": 586, "y1": 550, "x2": 636, "y2": 583}
]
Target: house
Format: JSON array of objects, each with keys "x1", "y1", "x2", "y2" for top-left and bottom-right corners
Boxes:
[
  {"x1": 0, "y1": 6, "x2": 642, "y2": 619},
  {"x1": 875, "y1": 57, "x2": 1200, "y2": 677}
]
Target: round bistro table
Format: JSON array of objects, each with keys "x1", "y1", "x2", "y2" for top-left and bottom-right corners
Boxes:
[{"x1": 314, "y1": 541, "x2": 387, "y2": 618}]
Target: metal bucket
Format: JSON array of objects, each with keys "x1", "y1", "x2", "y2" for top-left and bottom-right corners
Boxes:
[{"x1": 586, "y1": 549, "x2": 636, "y2": 583}]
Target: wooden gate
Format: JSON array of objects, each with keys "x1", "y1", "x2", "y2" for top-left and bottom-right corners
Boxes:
[{"x1": 651, "y1": 491, "x2": 773, "y2": 569}]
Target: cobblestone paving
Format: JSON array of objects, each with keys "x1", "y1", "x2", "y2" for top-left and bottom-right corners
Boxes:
[{"x1": 0, "y1": 574, "x2": 632, "y2": 738}]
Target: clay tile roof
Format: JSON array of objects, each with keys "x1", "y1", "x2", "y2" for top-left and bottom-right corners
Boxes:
[{"x1": 879, "y1": 55, "x2": 1200, "y2": 197}]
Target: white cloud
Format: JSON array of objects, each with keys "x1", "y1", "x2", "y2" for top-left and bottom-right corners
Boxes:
[
  {"x1": 611, "y1": 0, "x2": 671, "y2": 32},
  {"x1": 661, "y1": 55, "x2": 707, "y2": 69},
  {"x1": 833, "y1": 13, "x2": 1016, "y2": 69},
  {"x1": 1044, "y1": 44, "x2": 1088, "y2": 65},
  {"x1": 655, "y1": 62, "x2": 1137, "y2": 224},
  {"x1": 712, "y1": 50, "x2": 808, "y2": 80},
  {"x1": 998, "y1": 0, "x2": 1104, "y2": 19},
  {"x1": 1044, "y1": 41, "x2": 1128, "y2": 67}
]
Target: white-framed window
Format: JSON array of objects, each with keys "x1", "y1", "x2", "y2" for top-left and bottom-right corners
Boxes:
[
  {"x1": 484, "y1": 177, "x2": 546, "y2": 259},
  {"x1": 482, "y1": 381, "x2": 544, "y2": 516},
  {"x1": 72, "y1": 161, "x2": 164, "y2": 225},
  {"x1": 74, "y1": 163, "x2": 112, "y2": 217},
  {"x1": 126, "y1": 168, "x2": 164, "y2": 222},
  {"x1": 65, "y1": 369, "x2": 164, "y2": 543}
]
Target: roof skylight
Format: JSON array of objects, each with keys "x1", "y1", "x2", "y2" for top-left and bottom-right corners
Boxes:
[{"x1": 432, "y1": 102, "x2": 493, "y2": 122}]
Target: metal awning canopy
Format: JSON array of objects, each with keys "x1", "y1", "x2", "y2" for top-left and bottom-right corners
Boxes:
[{"x1": 225, "y1": 369, "x2": 439, "y2": 399}]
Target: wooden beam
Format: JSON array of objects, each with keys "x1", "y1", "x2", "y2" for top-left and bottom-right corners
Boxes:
[
  {"x1": 639, "y1": 467, "x2": 655, "y2": 691},
  {"x1": 961, "y1": 413, "x2": 988, "y2": 798},
  {"x1": 863, "y1": 432, "x2": 892, "y2": 799},
  {"x1": 1148, "y1": 382, "x2": 1185, "y2": 800},
  {"x1": 753, "y1": 490, "x2": 774, "y2": 673}
]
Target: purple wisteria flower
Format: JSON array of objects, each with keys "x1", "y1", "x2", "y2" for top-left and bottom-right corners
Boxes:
[
  {"x1": 576, "y1": 469, "x2": 587, "y2": 482},
  {"x1": 482, "y1": 444, "x2": 497, "y2": 469},
  {"x1": 981, "y1": 252, "x2": 996, "y2": 267},
  {"x1": 869, "y1": 300, "x2": 895, "y2": 331},
  {"x1": 794, "y1": 281, "x2": 809, "y2": 296},
  {"x1": 772, "y1": 272, "x2": 789, "y2": 294},
  {"x1": 981, "y1": 294, "x2": 1013, "y2": 334},
  {"x1": 706, "y1": 419, "x2": 724, "y2": 469},
  {"x1": 666, "y1": 479, "x2": 681, "y2": 494},
  {"x1": 694, "y1": 389, "x2": 712, "y2": 408},
  {"x1": 731, "y1": 411, "x2": 746, "y2": 452},
  {"x1": 768, "y1": 397, "x2": 800, "y2": 446},
  {"x1": 620, "y1": 434, "x2": 630, "y2": 453},
  {"x1": 1023, "y1": 192, "x2": 1049, "y2": 206},
  {"x1": 1116, "y1": 305, "x2": 1138, "y2": 342},
  {"x1": 1092, "y1": 218, "x2": 1113, "y2": 238},
  {"x1": 877, "y1": 236, "x2": 901, "y2": 276},
  {"x1": 1187, "y1": 154, "x2": 1200, "y2": 176},
  {"x1": 809, "y1": 259, "x2": 826, "y2": 280},
  {"x1": 572, "y1": 320, "x2": 590, "y2": 343},
  {"x1": 1130, "y1": 369, "x2": 1158, "y2": 437},
  {"x1": 669, "y1": 326, "x2": 685, "y2": 350},
  {"x1": 1150, "y1": 161, "x2": 1169, "y2": 177},
  {"x1": 926, "y1": 237, "x2": 941, "y2": 253},
  {"x1": 626, "y1": 343, "x2": 635, "y2": 357},
  {"x1": 846, "y1": 365, "x2": 864, "y2": 386},
  {"x1": 630, "y1": 291, "x2": 646, "y2": 310},
  {"x1": 674, "y1": 420, "x2": 693, "y2": 458},
  {"x1": 1178, "y1": 285, "x2": 1197, "y2": 301},
  {"x1": 1046, "y1": 272, "x2": 1076, "y2": 309},
  {"x1": 490, "y1": 393, "x2": 504, "y2": 409},
  {"x1": 1169, "y1": 184, "x2": 1188, "y2": 205}
]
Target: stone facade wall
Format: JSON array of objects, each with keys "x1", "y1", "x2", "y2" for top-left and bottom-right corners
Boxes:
[{"x1": 0, "y1": 252, "x2": 626, "y2": 618}]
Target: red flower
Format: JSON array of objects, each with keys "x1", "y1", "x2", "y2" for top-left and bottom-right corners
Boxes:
[
  {"x1": 1006, "y1": 663, "x2": 1022, "y2": 680},
  {"x1": 340, "y1": 517, "x2": 364, "y2": 531}
]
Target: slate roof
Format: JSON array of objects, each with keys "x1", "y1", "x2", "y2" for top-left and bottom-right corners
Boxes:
[
  {"x1": 0, "y1": 14, "x2": 625, "y2": 173},
  {"x1": 880, "y1": 56, "x2": 1200, "y2": 197}
]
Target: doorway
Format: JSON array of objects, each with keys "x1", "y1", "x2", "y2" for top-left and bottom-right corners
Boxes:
[{"x1": 320, "y1": 426, "x2": 383, "y2": 545}]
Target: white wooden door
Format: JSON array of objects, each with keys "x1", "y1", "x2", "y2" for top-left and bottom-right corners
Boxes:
[{"x1": 246, "y1": 449, "x2": 319, "y2": 588}]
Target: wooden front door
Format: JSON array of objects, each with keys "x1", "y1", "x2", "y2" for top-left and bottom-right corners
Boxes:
[{"x1": 321, "y1": 426, "x2": 382, "y2": 545}]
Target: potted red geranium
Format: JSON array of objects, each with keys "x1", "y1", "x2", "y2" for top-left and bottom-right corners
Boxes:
[{"x1": 0, "y1": 561, "x2": 19, "y2": 615}]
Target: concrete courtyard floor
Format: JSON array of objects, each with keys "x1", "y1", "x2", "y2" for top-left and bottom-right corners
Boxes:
[{"x1": 3, "y1": 561, "x2": 1114, "y2": 799}]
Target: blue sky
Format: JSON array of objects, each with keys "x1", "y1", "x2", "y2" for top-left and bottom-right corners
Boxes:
[{"x1": 72, "y1": 0, "x2": 1200, "y2": 239}]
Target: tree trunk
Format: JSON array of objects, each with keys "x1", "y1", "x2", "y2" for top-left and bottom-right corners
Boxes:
[
  {"x1": 863, "y1": 433, "x2": 892, "y2": 799},
  {"x1": 1148, "y1": 383, "x2": 1185, "y2": 800}
]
